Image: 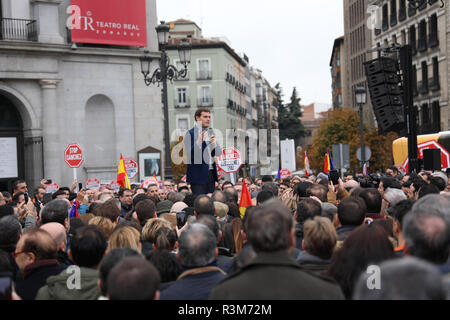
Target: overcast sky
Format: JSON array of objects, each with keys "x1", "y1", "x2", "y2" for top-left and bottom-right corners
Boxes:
[{"x1": 156, "y1": 0, "x2": 344, "y2": 109}]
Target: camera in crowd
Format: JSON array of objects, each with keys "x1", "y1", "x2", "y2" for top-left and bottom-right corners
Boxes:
[{"x1": 357, "y1": 173, "x2": 381, "y2": 189}]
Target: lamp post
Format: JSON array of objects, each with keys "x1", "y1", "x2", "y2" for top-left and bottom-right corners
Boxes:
[
  {"x1": 355, "y1": 85, "x2": 367, "y2": 172},
  {"x1": 140, "y1": 21, "x2": 191, "y2": 180}
]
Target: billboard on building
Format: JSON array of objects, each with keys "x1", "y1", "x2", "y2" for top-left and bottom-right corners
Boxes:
[{"x1": 69, "y1": 0, "x2": 148, "y2": 47}]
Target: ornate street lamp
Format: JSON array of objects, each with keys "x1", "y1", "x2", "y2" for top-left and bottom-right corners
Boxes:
[
  {"x1": 355, "y1": 85, "x2": 367, "y2": 172},
  {"x1": 140, "y1": 21, "x2": 191, "y2": 179}
]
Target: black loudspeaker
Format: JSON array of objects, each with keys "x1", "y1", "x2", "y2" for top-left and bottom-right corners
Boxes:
[
  {"x1": 364, "y1": 57, "x2": 405, "y2": 134},
  {"x1": 423, "y1": 149, "x2": 441, "y2": 171}
]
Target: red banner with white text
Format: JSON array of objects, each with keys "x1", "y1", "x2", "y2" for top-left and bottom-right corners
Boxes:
[{"x1": 69, "y1": 0, "x2": 148, "y2": 47}]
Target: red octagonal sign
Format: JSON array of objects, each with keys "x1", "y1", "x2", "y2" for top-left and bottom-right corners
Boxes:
[{"x1": 64, "y1": 143, "x2": 84, "y2": 168}]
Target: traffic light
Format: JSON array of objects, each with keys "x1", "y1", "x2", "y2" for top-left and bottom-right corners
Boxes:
[{"x1": 364, "y1": 57, "x2": 405, "y2": 134}]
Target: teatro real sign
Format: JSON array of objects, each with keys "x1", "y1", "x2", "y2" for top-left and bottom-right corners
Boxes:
[{"x1": 67, "y1": 0, "x2": 148, "y2": 47}]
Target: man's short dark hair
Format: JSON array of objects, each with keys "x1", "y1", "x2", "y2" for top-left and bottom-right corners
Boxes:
[
  {"x1": 194, "y1": 108, "x2": 211, "y2": 121},
  {"x1": 0, "y1": 215, "x2": 21, "y2": 248},
  {"x1": 99, "y1": 248, "x2": 142, "y2": 295},
  {"x1": 337, "y1": 197, "x2": 367, "y2": 226},
  {"x1": 107, "y1": 257, "x2": 160, "y2": 300},
  {"x1": 12, "y1": 180, "x2": 26, "y2": 193},
  {"x1": 21, "y1": 229, "x2": 58, "y2": 261},
  {"x1": 380, "y1": 176, "x2": 401, "y2": 190},
  {"x1": 262, "y1": 182, "x2": 278, "y2": 197},
  {"x1": 135, "y1": 199, "x2": 156, "y2": 226},
  {"x1": 70, "y1": 225, "x2": 107, "y2": 268},
  {"x1": 146, "y1": 250, "x2": 182, "y2": 283},
  {"x1": 306, "y1": 184, "x2": 328, "y2": 202},
  {"x1": 261, "y1": 175, "x2": 273, "y2": 183},
  {"x1": 353, "y1": 257, "x2": 446, "y2": 300},
  {"x1": 132, "y1": 193, "x2": 150, "y2": 208},
  {"x1": 430, "y1": 176, "x2": 446, "y2": 192},
  {"x1": 256, "y1": 190, "x2": 274, "y2": 204},
  {"x1": 247, "y1": 200, "x2": 293, "y2": 253},
  {"x1": 40, "y1": 199, "x2": 70, "y2": 226},
  {"x1": 194, "y1": 195, "x2": 215, "y2": 216},
  {"x1": 359, "y1": 188, "x2": 382, "y2": 214},
  {"x1": 387, "y1": 199, "x2": 415, "y2": 228},
  {"x1": 0, "y1": 205, "x2": 14, "y2": 219},
  {"x1": 51, "y1": 189, "x2": 67, "y2": 200},
  {"x1": 403, "y1": 195, "x2": 450, "y2": 264},
  {"x1": 183, "y1": 193, "x2": 196, "y2": 207},
  {"x1": 418, "y1": 184, "x2": 440, "y2": 199},
  {"x1": 296, "y1": 198, "x2": 322, "y2": 224},
  {"x1": 118, "y1": 188, "x2": 132, "y2": 198},
  {"x1": 293, "y1": 181, "x2": 313, "y2": 197}
]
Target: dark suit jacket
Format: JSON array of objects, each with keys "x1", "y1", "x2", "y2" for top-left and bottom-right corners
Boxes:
[
  {"x1": 209, "y1": 250, "x2": 344, "y2": 300},
  {"x1": 184, "y1": 127, "x2": 220, "y2": 185}
]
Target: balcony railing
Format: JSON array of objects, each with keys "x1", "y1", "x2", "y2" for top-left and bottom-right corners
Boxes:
[
  {"x1": 0, "y1": 18, "x2": 38, "y2": 41},
  {"x1": 197, "y1": 70, "x2": 212, "y2": 80},
  {"x1": 429, "y1": 77, "x2": 440, "y2": 92},
  {"x1": 418, "y1": 81, "x2": 429, "y2": 95},
  {"x1": 174, "y1": 98, "x2": 191, "y2": 109},
  {"x1": 198, "y1": 97, "x2": 213, "y2": 107}
]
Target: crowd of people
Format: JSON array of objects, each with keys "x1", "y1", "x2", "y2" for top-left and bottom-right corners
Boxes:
[{"x1": 1, "y1": 166, "x2": 450, "y2": 300}]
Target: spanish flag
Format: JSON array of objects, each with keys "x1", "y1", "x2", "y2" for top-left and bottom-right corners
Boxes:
[
  {"x1": 239, "y1": 180, "x2": 252, "y2": 219},
  {"x1": 323, "y1": 148, "x2": 335, "y2": 174},
  {"x1": 117, "y1": 154, "x2": 131, "y2": 189}
]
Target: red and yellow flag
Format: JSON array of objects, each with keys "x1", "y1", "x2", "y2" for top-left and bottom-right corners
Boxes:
[
  {"x1": 323, "y1": 148, "x2": 334, "y2": 174},
  {"x1": 117, "y1": 153, "x2": 131, "y2": 189},
  {"x1": 239, "y1": 180, "x2": 252, "y2": 219}
]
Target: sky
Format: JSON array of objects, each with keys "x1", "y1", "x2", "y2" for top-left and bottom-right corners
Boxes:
[{"x1": 156, "y1": 0, "x2": 344, "y2": 109}]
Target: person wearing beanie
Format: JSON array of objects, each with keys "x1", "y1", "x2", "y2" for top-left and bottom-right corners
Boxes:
[{"x1": 156, "y1": 200, "x2": 173, "y2": 216}]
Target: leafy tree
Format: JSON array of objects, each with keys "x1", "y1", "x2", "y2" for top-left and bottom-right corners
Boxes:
[{"x1": 309, "y1": 108, "x2": 398, "y2": 173}]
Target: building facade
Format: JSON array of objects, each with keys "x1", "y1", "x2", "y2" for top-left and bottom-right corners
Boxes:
[
  {"x1": 368, "y1": 0, "x2": 448, "y2": 134},
  {"x1": 330, "y1": 36, "x2": 350, "y2": 109},
  {"x1": 165, "y1": 19, "x2": 279, "y2": 177},
  {"x1": 343, "y1": 0, "x2": 376, "y2": 127},
  {"x1": 0, "y1": 0, "x2": 164, "y2": 191}
]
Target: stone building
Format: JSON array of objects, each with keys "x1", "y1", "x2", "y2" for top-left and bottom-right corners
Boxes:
[{"x1": 0, "y1": 0, "x2": 164, "y2": 191}]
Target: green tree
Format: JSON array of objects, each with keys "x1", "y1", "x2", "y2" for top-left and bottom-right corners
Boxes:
[{"x1": 277, "y1": 86, "x2": 305, "y2": 143}]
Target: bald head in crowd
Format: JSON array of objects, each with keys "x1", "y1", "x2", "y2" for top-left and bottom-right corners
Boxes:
[{"x1": 40, "y1": 222, "x2": 67, "y2": 252}]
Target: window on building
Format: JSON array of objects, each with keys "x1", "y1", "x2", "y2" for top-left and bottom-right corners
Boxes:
[
  {"x1": 197, "y1": 59, "x2": 211, "y2": 80},
  {"x1": 176, "y1": 88, "x2": 189, "y2": 106},
  {"x1": 421, "y1": 103, "x2": 430, "y2": 133},
  {"x1": 418, "y1": 20, "x2": 427, "y2": 52},
  {"x1": 432, "y1": 101, "x2": 441, "y2": 132},
  {"x1": 399, "y1": 0, "x2": 407, "y2": 21},
  {"x1": 429, "y1": 14, "x2": 439, "y2": 48},
  {"x1": 409, "y1": 25, "x2": 417, "y2": 55},
  {"x1": 199, "y1": 86, "x2": 212, "y2": 106},
  {"x1": 412, "y1": 65, "x2": 418, "y2": 97},
  {"x1": 390, "y1": 0, "x2": 397, "y2": 27},
  {"x1": 420, "y1": 61, "x2": 428, "y2": 94},
  {"x1": 431, "y1": 56, "x2": 440, "y2": 91},
  {"x1": 177, "y1": 118, "x2": 188, "y2": 130},
  {"x1": 408, "y1": 1, "x2": 417, "y2": 16},
  {"x1": 382, "y1": 4, "x2": 389, "y2": 31}
]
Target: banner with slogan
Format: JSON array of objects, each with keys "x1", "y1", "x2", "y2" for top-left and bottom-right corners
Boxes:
[{"x1": 69, "y1": 0, "x2": 148, "y2": 47}]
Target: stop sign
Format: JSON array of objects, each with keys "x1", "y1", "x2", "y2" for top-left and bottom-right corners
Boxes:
[
  {"x1": 217, "y1": 147, "x2": 242, "y2": 173},
  {"x1": 64, "y1": 143, "x2": 84, "y2": 168},
  {"x1": 280, "y1": 169, "x2": 292, "y2": 180}
]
